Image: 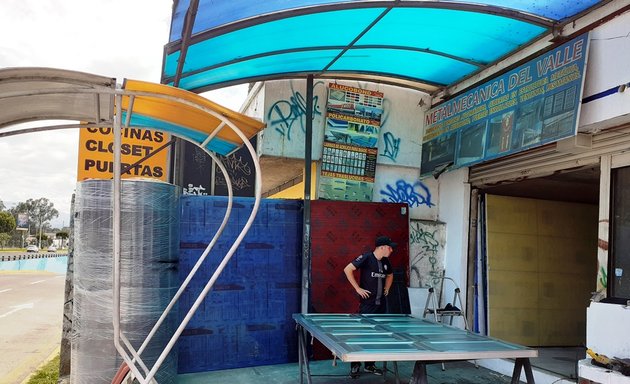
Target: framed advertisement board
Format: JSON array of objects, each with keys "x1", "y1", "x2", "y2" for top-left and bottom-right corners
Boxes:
[{"x1": 422, "y1": 33, "x2": 590, "y2": 176}]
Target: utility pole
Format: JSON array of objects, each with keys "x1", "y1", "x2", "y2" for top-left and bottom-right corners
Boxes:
[{"x1": 38, "y1": 215, "x2": 43, "y2": 248}]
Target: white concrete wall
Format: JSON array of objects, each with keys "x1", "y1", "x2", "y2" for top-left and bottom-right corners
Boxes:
[
  {"x1": 373, "y1": 84, "x2": 428, "y2": 167},
  {"x1": 436, "y1": 167, "x2": 471, "y2": 325},
  {"x1": 587, "y1": 301, "x2": 630, "y2": 358},
  {"x1": 261, "y1": 79, "x2": 428, "y2": 167},
  {"x1": 241, "y1": 82, "x2": 265, "y2": 120},
  {"x1": 577, "y1": 301, "x2": 630, "y2": 384},
  {"x1": 579, "y1": 10, "x2": 630, "y2": 131},
  {"x1": 262, "y1": 79, "x2": 327, "y2": 160}
]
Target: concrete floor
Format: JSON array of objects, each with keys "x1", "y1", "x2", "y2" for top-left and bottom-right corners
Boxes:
[
  {"x1": 178, "y1": 348, "x2": 585, "y2": 384},
  {"x1": 178, "y1": 360, "x2": 518, "y2": 384}
]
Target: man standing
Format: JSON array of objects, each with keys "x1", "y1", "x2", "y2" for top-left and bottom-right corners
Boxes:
[{"x1": 343, "y1": 235, "x2": 396, "y2": 378}]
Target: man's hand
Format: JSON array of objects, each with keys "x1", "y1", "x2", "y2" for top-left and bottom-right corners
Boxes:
[
  {"x1": 384, "y1": 288, "x2": 390, "y2": 296},
  {"x1": 356, "y1": 287, "x2": 371, "y2": 299}
]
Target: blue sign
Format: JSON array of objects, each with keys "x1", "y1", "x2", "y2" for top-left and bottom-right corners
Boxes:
[{"x1": 421, "y1": 33, "x2": 590, "y2": 175}]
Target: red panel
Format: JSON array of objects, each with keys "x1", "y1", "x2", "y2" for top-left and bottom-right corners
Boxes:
[
  {"x1": 310, "y1": 200, "x2": 410, "y2": 313},
  {"x1": 310, "y1": 201, "x2": 410, "y2": 359}
]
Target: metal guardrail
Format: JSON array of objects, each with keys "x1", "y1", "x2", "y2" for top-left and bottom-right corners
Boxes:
[{"x1": 0, "y1": 253, "x2": 66, "y2": 262}]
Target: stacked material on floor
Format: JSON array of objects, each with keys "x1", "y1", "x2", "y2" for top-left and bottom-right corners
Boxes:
[{"x1": 72, "y1": 179, "x2": 180, "y2": 384}]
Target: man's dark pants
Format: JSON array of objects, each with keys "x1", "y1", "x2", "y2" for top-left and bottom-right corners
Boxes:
[{"x1": 351, "y1": 301, "x2": 386, "y2": 371}]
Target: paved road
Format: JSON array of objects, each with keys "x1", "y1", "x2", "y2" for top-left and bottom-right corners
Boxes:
[{"x1": 0, "y1": 271, "x2": 66, "y2": 384}]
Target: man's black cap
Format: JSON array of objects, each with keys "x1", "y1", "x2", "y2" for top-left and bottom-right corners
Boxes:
[{"x1": 375, "y1": 236, "x2": 397, "y2": 248}]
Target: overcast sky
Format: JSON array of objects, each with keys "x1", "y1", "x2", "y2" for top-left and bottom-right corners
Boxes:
[{"x1": 0, "y1": 0, "x2": 248, "y2": 228}]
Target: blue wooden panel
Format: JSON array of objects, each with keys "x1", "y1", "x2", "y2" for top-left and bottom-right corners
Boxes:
[{"x1": 178, "y1": 196, "x2": 302, "y2": 373}]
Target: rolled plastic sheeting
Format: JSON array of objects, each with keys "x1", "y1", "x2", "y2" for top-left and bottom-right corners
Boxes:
[{"x1": 72, "y1": 179, "x2": 180, "y2": 384}]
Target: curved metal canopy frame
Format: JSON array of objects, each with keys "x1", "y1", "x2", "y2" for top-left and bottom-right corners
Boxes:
[
  {"x1": 161, "y1": 0, "x2": 608, "y2": 95},
  {"x1": 0, "y1": 67, "x2": 266, "y2": 384}
]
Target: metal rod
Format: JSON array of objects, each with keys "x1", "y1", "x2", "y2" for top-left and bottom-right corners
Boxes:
[
  {"x1": 299, "y1": 326, "x2": 313, "y2": 384},
  {"x1": 298, "y1": 326, "x2": 304, "y2": 384},
  {"x1": 0, "y1": 122, "x2": 112, "y2": 138},
  {"x1": 173, "y1": 0, "x2": 200, "y2": 87},
  {"x1": 511, "y1": 358, "x2": 524, "y2": 384},
  {"x1": 132, "y1": 150, "x2": 234, "y2": 368},
  {"x1": 112, "y1": 94, "x2": 147, "y2": 382},
  {"x1": 201, "y1": 121, "x2": 226, "y2": 147},
  {"x1": 94, "y1": 93, "x2": 101, "y2": 123},
  {"x1": 410, "y1": 361, "x2": 428, "y2": 384},
  {"x1": 117, "y1": 138, "x2": 176, "y2": 178},
  {"x1": 301, "y1": 75, "x2": 313, "y2": 314},
  {"x1": 144, "y1": 115, "x2": 262, "y2": 383},
  {"x1": 0, "y1": 83, "x2": 268, "y2": 383},
  {"x1": 119, "y1": 333, "x2": 150, "y2": 376},
  {"x1": 466, "y1": 188, "x2": 479, "y2": 331},
  {"x1": 124, "y1": 95, "x2": 135, "y2": 127}
]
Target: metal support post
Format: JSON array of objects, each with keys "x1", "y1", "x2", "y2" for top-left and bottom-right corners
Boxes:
[{"x1": 301, "y1": 75, "x2": 313, "y2": 313}]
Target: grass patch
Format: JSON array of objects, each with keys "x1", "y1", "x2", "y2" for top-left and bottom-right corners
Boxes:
[{"x1": 26, "y1": 353, "x2": 59, "y2": 384}]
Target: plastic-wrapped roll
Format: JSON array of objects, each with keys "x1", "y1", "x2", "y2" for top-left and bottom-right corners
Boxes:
[{"x1": 72, "y1": 179, "x2": 180, "y2": 384}]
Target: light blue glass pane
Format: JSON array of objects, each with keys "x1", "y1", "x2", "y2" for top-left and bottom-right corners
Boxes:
[
  {"x1": 164, "y1": 51, "x2": 180, "y2": 79},
  {"x1": 191, "y1": 0, "x2": 365, "y2": 35},
  {"x1": 169, "y1": 0, "x2": 599, "y2": 42},
  {"x1": 169, "y1": 0, "x2": 190, "y2": 43},
  {"x1": 127, "y1": 114, "x2": 237, "y2": 155},
  {"x1": 330, "y1": 48, "x2": 478, "y2": 85},
  {"x1": 175, "y1": 50, "x2": 342, "y2": 91},
  {"x1": 438, "y1": 0, "x2": 600, "y2": 21},
  {"x1": 360, "y1": 8, "x2": 546, "y2": 63},
  {"x1": 165, "y1": 8, "x2": 384, "y2": 77}
]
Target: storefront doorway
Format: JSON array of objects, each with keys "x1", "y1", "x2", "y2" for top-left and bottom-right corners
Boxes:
[{"x1": 474, "y1": 166, "x2": 600, "y2": 379}]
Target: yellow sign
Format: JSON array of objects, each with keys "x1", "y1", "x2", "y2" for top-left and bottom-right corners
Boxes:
[{"x1": 77, "y1": 127, "x2": 169, "y2": 181}]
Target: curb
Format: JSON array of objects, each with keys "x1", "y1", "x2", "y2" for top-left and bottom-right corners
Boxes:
[
  {"x1": 0, "y1": 253, "x2": 66, "y2": 262},
  {"x1": 19, "y1": 346, "x2": 60, "y2": 384}
]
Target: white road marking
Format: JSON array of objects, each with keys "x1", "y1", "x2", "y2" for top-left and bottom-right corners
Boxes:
[
  {"x1": 0, "y1": 288, "x2": 12, "y2": 294},
  {"x1": 29, "y1": 280, "x2": 46, "y2": 285},
  {"x1": 0, "y1": 302, "x2": 34, "y2": 318}
]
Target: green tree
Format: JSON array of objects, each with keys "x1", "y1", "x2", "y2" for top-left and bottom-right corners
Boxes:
[
  {"x1": 0, "y1": 211, "x2": 16, "y2": 233},
  {"x1": 10, "y1": 198, "x2": 58, "y2": 248},
  {"x1": 0, "y1": 199, "x2": 5, "y2": 211},
  {"x1": 0, "y1": 233, "x2": 10, "y2": 249},
  {"x1": 9, "y1": 231, "x2": 23, "y2": 248},
  {"x1": 56, "y1": 231, "x2": 69, "y2": 249}
]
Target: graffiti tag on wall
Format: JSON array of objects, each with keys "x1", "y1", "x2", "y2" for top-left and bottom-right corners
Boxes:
[
  {"x1": 266, "y1": 81, "x2": 324, "y2": 141},
  {"x1": 409, "y1": 220, "x2": 446, "y2": 299},
  {"x1": 380, "y1": 180, "x2": 434, "y2": 207},
  {"x1": 183, "y1": 184, "x2": 208, "y2": 196},
  {"x1": 215, "y1": 153, "x2": 252, "y2": 191},
  {"x1": 381, "y1": 131, "x2": 400, "y2": 162}
]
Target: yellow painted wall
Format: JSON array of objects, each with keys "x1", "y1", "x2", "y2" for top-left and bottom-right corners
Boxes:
[
  {"x1": 269, "y1": 162, "x2": 318, "y2": 199},
  {"x1": 270, "y1": 182, "x2": 306, "y2": 199},
  {"x1": 486, "y1": 195, "x2": 597, "y2": 346}
]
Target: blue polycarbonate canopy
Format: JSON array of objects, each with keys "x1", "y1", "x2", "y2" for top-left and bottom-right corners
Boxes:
[{"x1": 162, "y1": 0, "x2": 602, "y2": 94}]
